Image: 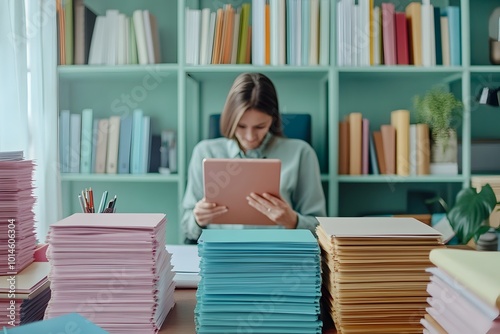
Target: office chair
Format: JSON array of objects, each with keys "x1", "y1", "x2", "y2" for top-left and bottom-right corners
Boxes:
[{"x1": 208, "y1": 113, "x2": 312, "y2": 144}]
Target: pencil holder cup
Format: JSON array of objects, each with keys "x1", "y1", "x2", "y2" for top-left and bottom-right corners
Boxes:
[{"x1": 490, "y1": 39, "x2": 500, "y2": 65}]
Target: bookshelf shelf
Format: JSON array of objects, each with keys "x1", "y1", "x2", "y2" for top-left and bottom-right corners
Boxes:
[
  {"x1": 61, "y1": 173, "x2": 180, "y2": 183},
  {"x1": 57, "y1": 0, "x2": 496, "y2": 243},
  {"x1": 337, "y1": 175, "x2": 466, "y2": 183}
]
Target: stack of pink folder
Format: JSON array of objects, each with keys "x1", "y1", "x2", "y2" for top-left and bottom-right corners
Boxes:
[
  {"x1": 422, "y1": 249, "x2": 500, "y2": 334},
  {"x1": 0, "y1": 151, "x2": 37, "y2": 275},
  {"x1": 45, "y1": 213, "x2": 175, "y2": 333}
]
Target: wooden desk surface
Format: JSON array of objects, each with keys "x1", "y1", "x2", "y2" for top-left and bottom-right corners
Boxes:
[{"x1": 159, "y1": 289, "x2": 336, "y2": 333}]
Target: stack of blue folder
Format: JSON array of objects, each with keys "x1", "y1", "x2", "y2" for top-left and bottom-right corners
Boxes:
[{"x1": 195, "y1": 229, "x2": 322, "y2": 333}]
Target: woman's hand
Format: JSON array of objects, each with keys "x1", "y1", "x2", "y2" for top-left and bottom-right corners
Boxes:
[
  {"x1": 193, "y1": 198, "x2": 228, "y2": 227},
  {"x1": 246, "y1": 193, "x2": 298, "y2": 229}
]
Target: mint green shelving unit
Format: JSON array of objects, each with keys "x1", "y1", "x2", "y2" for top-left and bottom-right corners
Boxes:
[{"x1": 58, "y1": 0, "x2": 500, "y2": 244}]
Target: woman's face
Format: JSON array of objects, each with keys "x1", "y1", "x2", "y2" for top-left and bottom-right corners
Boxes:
[{"x1": 235, "y1": 108, "x2": 273, "y2": 152}]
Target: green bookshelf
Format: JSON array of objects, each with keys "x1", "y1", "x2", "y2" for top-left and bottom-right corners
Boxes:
[{"x1": 58, "y1": 0, "x2": 500, "y2": 244}]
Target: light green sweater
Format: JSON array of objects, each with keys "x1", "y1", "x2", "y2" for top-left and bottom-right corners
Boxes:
[{"x1": 181, "y1": 134, "x2": 326, "y2": 241}]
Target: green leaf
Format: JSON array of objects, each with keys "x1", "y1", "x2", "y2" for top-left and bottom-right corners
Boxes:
[
  {"x1": 447, "y1": 184, "x2": 497, "y2": 244},
  {"x1": 473, "y1": 225, "x2": 492, "y2": 243}
]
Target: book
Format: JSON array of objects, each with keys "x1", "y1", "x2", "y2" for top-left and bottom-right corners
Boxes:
[
  {"x1": 391, "y1": 109, "x2": 410, "y2": 176},
  {"x1": 105, "y1": 116, "x2": 120, "y2": 174},
  {"x1": 349, "y1": 112, "x2": 363, "y2": 175},
  {"x1": 69, "y1": 113, "x2": 81, "y2": 173},
  {"x1": 117, "y1": 115, "x2": 133, "y2": 174},
  {"x1": 58, "y1": 110, "x2": 70, "y2": 173},
  {"x1": 405, "y1": 2, "x2": 422, "y2": 65},
  {"x1": 79, "y1": 109, "x2": 93, "y2": 174}
]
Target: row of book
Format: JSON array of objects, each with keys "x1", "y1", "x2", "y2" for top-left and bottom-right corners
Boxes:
[
  {"x1": 339, "y1": 111, "x2": 434, "y2": 176},
  {"x1": 186, "y1": 0, "x2": 330, "y2": 66},
  {"x1": 57, "y1": 0, "x2": 161, "y2": 65},
  {"x1": 337, "y1": 0, "x2": 461, "y2": 67},
  {"x1": 59, "y1": 109, "x2": 177, "y2": 175}
]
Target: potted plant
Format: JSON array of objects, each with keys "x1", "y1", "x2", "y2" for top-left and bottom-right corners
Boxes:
[
  {"x1": 413, "y1": 87, "x2": 463, "y2": 163},
  {"x1": 438, "y1": 183, "x2": 499, "y2": 246}
]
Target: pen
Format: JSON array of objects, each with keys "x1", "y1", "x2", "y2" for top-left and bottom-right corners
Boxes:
[
  {"x1": 81, "y1": 190, "x2": 89, "y2": 213},
  {"x1": 78, "y1": 194, "x2": 86, "y2": 213},
  {"x1": 98, "y1": 191, "x2": 108, "y2": 213},
  {"x1": 88, "y1": 188, "x2": 94, "y2": 213}
]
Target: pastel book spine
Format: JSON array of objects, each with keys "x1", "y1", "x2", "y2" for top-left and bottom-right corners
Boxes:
[
  {"x1": 338, "y1": 120, "x2": 350, "y2": 175},
  {"x1": 252, "y1": 0, "x2": 265, "y2": 65},
  {"x1": 405, "y1": 2, "x2": 422, "y2": 66},
  {"x1": 362, "y1": 118, "x2": 369, "y2": 174},
  {"x1": 141, "y1": 116, "x2": 151, "y2": 174},
  {"x1": 395, "y1": 12, "x2": 409, "y2": 65},
  {"x1": 381, "y1": 124, "x2": 396, "y2": 174},
  {"x1": 391, "y1": 109, "x2": 410, "y2": 176},
  {"x1": 130, "y1": 109, "x2": 143, "y2": 174},
  {"x1": 421, "y1": 0, "x2": 434, "y2": 66},
  {"x1": 372, "y1": 131, "x2": 386, "y2": 174},
  {"x1": 369, "y1": 133, "x2": 379, "y2": 175},
  {"x1": 440, "y1": 15, "x2": 450, "y2": 66},
  {"x1": 132, "y1": 10, "x2": 148, "y2": 65},
  {"x1": 348, "y1": 112, "x2": 363, "y2": 175},
  {"x1": 433, "y1": 7, "x2": 442, "y2": 65},
  {"x1": 444, "y1": 6, "x2": 461, "y2": 66},
  {"x1": 69, "y1": 113, "x2": 81, "y2": 173},
  {"x1": 106, "y1": 115, "x2": 121, "y2": 174},
  {"x1": 91, "y1": 118, "x2": 99, "y2": 173},
  {"x1": 301, "y1": 0, "x2": 310, "y2": 66},
  {"x1": 409, "y1": 124, "x2": 417, "y2": 175},
  {"x1": 117, "y1": 115, "x2": 133, "y2": 174},
  {"x1": 142, "y1": 10, "x2": 155, "y2": 64},
  {"x1": 94, "y1": 118, "x2": 109, "y2": 174},
  {"x1": 416, "y1": 123, "x2": 430, "y2": 175},
  {"x1": 59, "y1": 110, "x2": 70, "y2": 173},
  {"x1": 381, "y1": 2, "x2": 396, "y2": 65},
  {"x1": 79, "y1": 108, "x2": 93, "y2": 174},
  {"x1": 319, "y1": 0, "x2": 330, "y2": 66}
]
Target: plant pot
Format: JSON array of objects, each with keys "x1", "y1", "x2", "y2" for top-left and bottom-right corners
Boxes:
[{"x1": 431, "y1": 130, "x2": 458, "y2": 163}]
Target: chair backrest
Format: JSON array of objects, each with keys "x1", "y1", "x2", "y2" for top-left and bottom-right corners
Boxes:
[{"x1": 208, "y1": 113, "x2": 312, "y2": 144}]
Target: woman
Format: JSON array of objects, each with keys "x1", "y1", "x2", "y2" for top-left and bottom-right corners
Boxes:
[{"x1": 182, "y1": 73, "x2": 326, "y2": 242}]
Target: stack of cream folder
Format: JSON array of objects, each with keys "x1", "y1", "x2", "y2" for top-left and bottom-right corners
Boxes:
[
  {"x1": 422, "y1": 248, "x2": 500, "y2": 334},
  {"x1": 0, "y1": 151, "x2": 37, "y2": 274},
  {"x1": 195, "y1": 229, "x2": 322, "y2": 333},
  {"x1": 44, "y1": 213, "x2": 175, "y2": 333},
  {"x1": 316, "y1": 217, "x2": 444, "y2": 334}
]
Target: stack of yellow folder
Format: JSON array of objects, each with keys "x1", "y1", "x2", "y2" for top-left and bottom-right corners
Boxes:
[{"x1": 316, "y1": 217, "x2": 444, "y2": 334}]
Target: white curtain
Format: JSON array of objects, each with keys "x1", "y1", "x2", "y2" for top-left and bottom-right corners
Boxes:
[{"x1": 0, "y1": 0, "x2": 60, "y2": 242}]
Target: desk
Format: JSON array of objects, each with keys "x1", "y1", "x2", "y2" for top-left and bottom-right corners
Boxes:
[{"x1": 159, "y1": 289, "x2": 336, "y2": 333}]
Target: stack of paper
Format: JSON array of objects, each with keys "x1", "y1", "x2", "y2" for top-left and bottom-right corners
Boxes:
[
  {"x1": 165, "y1": 244, "x2": 200, "y2": 288},
  {"x1": 0, "y1": 151, "x2": 37, "y2": 274},
  {"x1": 0, "y1": 262, "x2": 51, "y2": 328},
  {"x1": 196, "y1": 229, "x2": 322, "y2": 333},
  {"x1": 422, "y1": 249, "x2": 500, "y2": 333},
  {"x1": 316, "y1": 217, "x2": 443, "y2": 334},
  {"x1": 45, "y1": 213, "x2": 175, "y2": 334}
]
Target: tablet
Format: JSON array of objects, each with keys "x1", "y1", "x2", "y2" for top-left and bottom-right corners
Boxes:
[{"x1": 203, "y1": 158, "x2": 281, "y2": 225}]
